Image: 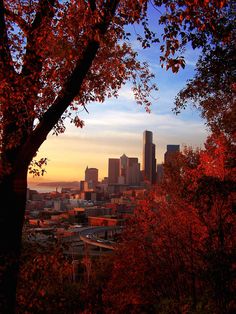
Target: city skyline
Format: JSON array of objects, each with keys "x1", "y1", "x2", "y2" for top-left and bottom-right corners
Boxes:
[
  {"x1": 29, "y1": 129, "x2": 184, "y2": 186},
  {"x1": 28, "y1": 122, "x2": 206, "y2": 184},
  {"x1": 28, "y1": 30, "x2": 208, "y2": 184}
]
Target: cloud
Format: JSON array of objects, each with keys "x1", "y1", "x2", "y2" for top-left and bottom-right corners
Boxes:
[
  {"x1": 82, "y1": 109, "x2": 204, "y2": 134},
  {"x1": 30, "y1": 107, "x2": 208, "y2": 182},
  {"x1": 118, "y1": 87, "x2": 136, "y2": 102},
  {"x1": 29, "y1": 43, "x2": 204, "y2": 182}
]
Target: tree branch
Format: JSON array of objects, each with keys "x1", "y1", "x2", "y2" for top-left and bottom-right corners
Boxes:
[
  {"x1": 4, "y1": 8, "x2": 29, "y2": 35},
  {"x1": 16, "y1": 0, "x2": 120, "y2": 168},
  {"x1": 31, "y1": 0, "x2": 55, "y2": 32},
  {"x1": 21, "y1": 0, "x2": 56, "y2": 77},
  {"x1": 0, "y1": 0, "x2": 15, "y2": 75},
  {"x1": 88, "y1": 0, "x2": 96, "y2": 12},
  {"x1": 17, "y1": 40, "x2": 100, "y2": 166}
]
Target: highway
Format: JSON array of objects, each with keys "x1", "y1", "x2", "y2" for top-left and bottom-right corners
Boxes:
[{"x1": 79, "y1": 226, "x2": 122, "y2": 250}]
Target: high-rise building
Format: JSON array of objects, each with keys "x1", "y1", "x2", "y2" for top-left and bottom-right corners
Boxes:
[
  {"x1": 142, "y1": 130, "x2": 156, "y2": 184},
  {"x1": 126, "y1": 157, "x2": 140, "y2": 186},
  {"x1": 119, "y1": 154, "x2": 128, "y2": 184},
  {"x1": 152, "y1": 143, "x2": 156, "y2": 184},
  {"x1": 85, "y1": 167, "x2": 98, "y2": 188},
  {"x1": 117, "y1": 154, "x2": 141, "y2": 185},
  {"x1": 80, "y1": 180, "x2": 89, "y2": 191},
  {"x1": 156, "y1": 164, "x2": 164, "y2": 183},
  {"x1": 108, "y1": 158, "x2": 120, "y2": 184},
  {"x1": 164, "y1": 145, "x2": 180, "y2": 165}
]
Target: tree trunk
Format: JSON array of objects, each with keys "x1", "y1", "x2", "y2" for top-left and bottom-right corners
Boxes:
[{"x1": 0, "y1": 167, "x2": 28, "y2": 314}]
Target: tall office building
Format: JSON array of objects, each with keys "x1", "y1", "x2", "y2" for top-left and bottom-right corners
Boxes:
[
  {"x1": 142, "y1": 130, "x2": 156, "y2": 184},
  {"x1": 80, "y1": 180, "x2": 89, "y2": 191},
  {"x1": 117, "y1": 154, "x2": 141, "y2": 185},
  {"x1": 126, "y1": 157, "x2": 140, "y2": 186},
  {"x1": 164, "y1": 145, "x2": 180, "y2": 165},
  {"x1": 156, "y1": 164, "x2": 164, "y2": 183},
  {"x1": 119, "y1": 154, "x2": 128, "y2": 183},
  {"x1": 108, "y1": 158, "x2": 120, "y2": 184},
  {"x1": 85, "y1": 167, "x2": 98, "y2": 188}
]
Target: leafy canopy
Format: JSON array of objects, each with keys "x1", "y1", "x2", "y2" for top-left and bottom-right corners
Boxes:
[{"x1": 0, "y1": 0, "x2": 230, "y2": 173}]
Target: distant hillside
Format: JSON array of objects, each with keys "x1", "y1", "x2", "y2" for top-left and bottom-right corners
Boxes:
[{"x1": 36, "y1": 181, "x2": 80, "y2": 187}]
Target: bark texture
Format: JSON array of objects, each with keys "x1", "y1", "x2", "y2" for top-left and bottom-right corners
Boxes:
[{"x1": 0, "y1": 167, "x2": 28, "y2": 314}]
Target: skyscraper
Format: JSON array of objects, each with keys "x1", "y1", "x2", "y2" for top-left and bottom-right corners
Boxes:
[
  {"x1": 126, "y1": 157, "x2": 140, "y2": 186},
  {"x1": 119, "y1": 154, "x2": 128, "y2": 183},
  {"x1": 108, "y1": 158, "x2": 120, "y2": 184},
  {"x1": 164, "y1": 145, "x2": 180, "y2": 165},
  {"x1": 143, "y1": 130, "x2": 156, "y2": 184},
  {"x1": 85, "y1": 167, "x2": 98, "y2": 188},
  {"x1": 156, "y1": 164, "x2": 164, "y2": 183}
]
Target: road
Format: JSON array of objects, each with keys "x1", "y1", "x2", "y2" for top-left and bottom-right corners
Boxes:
[{"x1": 79, "y1": 226, "x2": 122, "y2": 250}]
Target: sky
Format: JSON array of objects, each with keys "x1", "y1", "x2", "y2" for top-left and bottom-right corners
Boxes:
[{"x1": 28, "y1": 7, "x2": 209, "y2": 184}]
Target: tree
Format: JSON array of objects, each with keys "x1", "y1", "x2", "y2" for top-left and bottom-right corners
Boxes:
[
  {"x1": 102, "y1": 1, "x2": 235, "y2": 312},
  {"x1": 104, "y1": 134, "x2": 235, "y2": 313},
  {"x1": 103, "y1": 197, "x2": 207, "y2": 313},
  {"x1": 174, "y1": 1, "x2": 235, "y2": 140},
  {"x1": 16, "y1": 246, "x2": 76, "y2": 314},
  {"x1": 0, "y1": 0, "x2": 230, "y2": 312}
]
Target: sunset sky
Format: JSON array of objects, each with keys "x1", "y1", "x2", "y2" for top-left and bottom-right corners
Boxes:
[{"x1": 28, "y1": 10, "x2": 209, "y2": 185}]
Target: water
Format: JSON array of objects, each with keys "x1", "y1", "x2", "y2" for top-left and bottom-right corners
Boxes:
[{"x1": 28, "y1": 184, "x2": 62, "y2": 194}]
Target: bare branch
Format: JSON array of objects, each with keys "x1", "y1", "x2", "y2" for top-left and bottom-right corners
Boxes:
[{"x1": 82, "y1": 104, "x2": 89, "y2": 114}]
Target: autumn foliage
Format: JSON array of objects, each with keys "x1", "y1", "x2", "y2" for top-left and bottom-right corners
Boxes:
[
  {"x1": 16, "y1": 247, "x2": 74, "y2": 314},
  {"x1": 0, "y1": 0, "x2": 235, "y2": 313},
  {"x1": 103, "y1": 133, "x2": 235, "y2": 313},
  {"x1": 16, "y1": 135, "x2": 232, "y2": 314}
]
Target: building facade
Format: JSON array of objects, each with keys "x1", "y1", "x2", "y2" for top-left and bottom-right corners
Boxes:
[
  {"x1": 108, "y1": 158, "x2": 120, "y2": 184},
  {"x1": 164, "y1": 145, "x2": 180, "y2": 165},
  {"x1": 142, "y1": 130, "x2": 156, "y2": 184},
  {"x1": 85, "y1": 167, "x2": 98, "y2": 188},
  {"x1": 119, "y1": 154, "x2": 128, "y2": 184},
  {"x1": 126, "y1": 157, "x2": 140, "y2": 186},
  {"x1": 156, "y1": 164, "x2": 164, "y2": 183}
]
